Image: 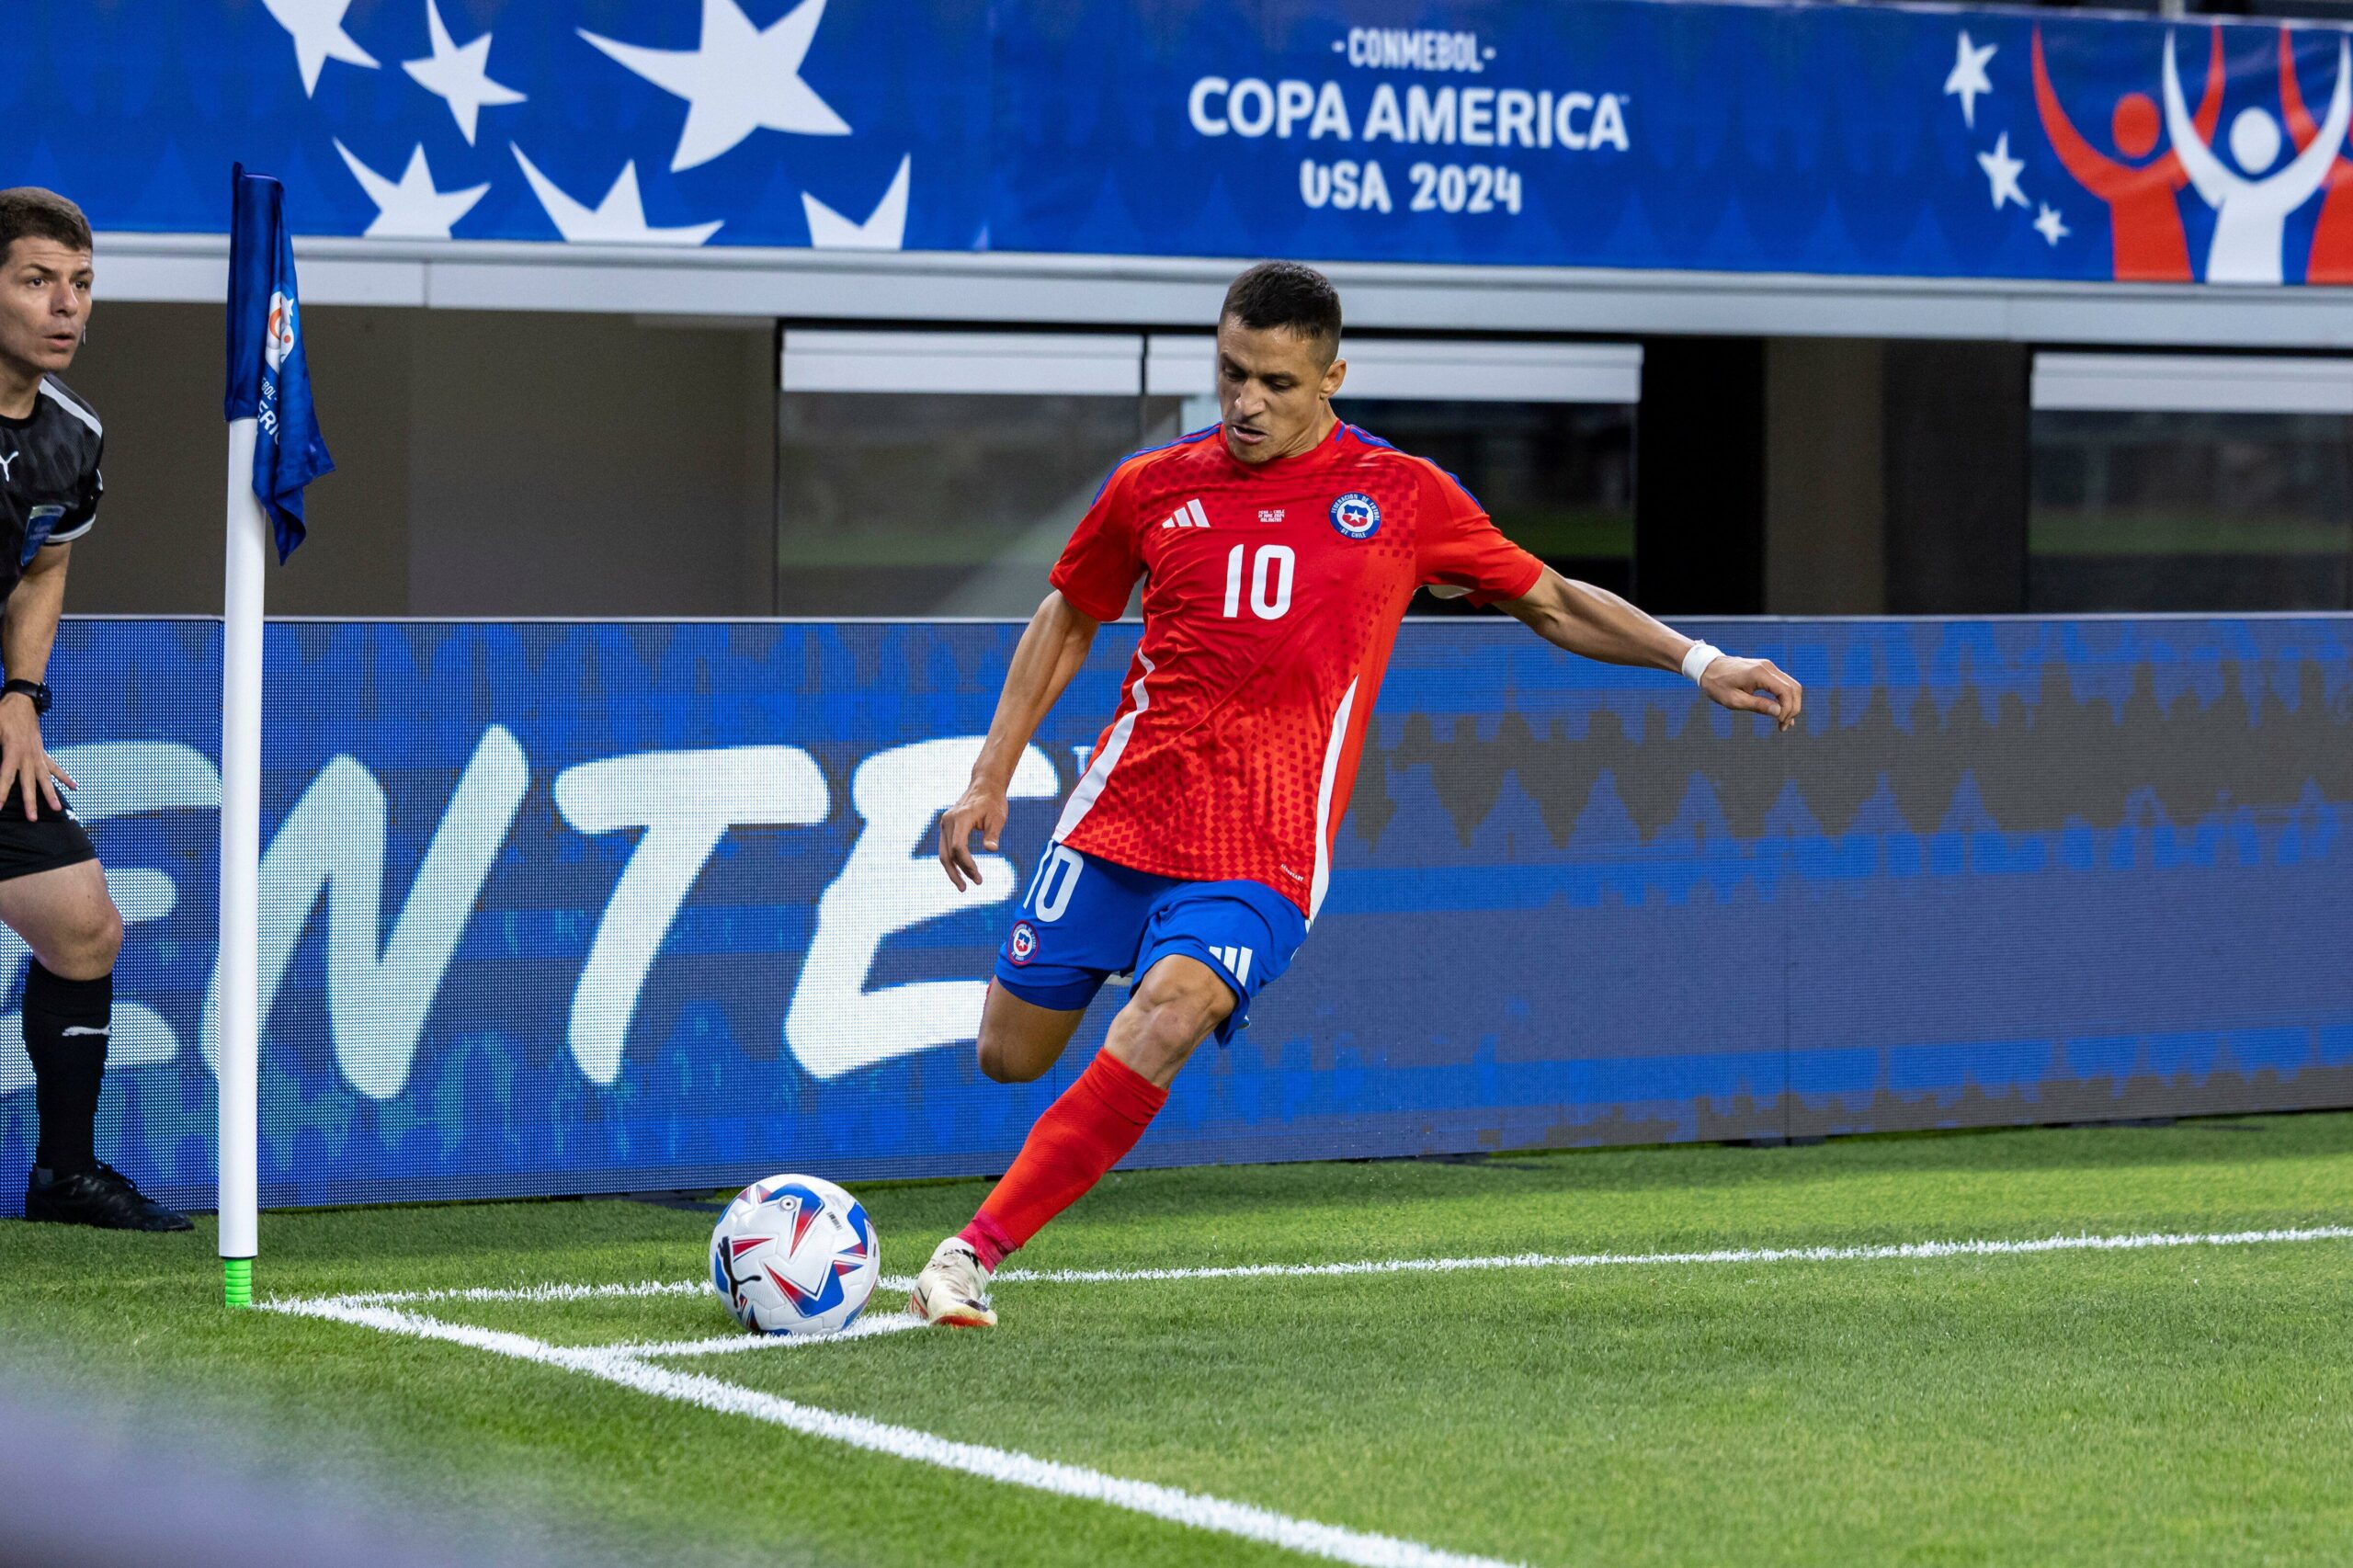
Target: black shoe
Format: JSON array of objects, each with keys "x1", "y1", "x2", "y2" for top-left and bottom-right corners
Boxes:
[{"x1": 24, "y1": 1164, "x2": 194, "y2": 1232}]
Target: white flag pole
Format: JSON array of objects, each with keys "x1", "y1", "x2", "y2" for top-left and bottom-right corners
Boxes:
[{"x1": 218, "y1": 415, "x2": 267, "y2": 1307}]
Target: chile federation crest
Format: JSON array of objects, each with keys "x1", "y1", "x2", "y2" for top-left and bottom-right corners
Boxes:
[{"x1": 1330, "y1": 493, "x2": 1382, "y2": 540}]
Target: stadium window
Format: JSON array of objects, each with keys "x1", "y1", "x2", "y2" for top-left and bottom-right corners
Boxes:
[
  {"x1": 777, "y1": 330, "x2": 1175, "y2": 617},
  {"x1": 1148, "y1": 337, "x2": 1641, "y2": 612},
  {"x1": 2029, "y1": 352, "x2": 2353, "y2": 612}
]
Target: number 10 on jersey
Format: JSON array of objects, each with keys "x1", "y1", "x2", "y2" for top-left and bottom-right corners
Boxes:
[{"x1": 1222, "y1": 543, "x2": 1295, "y2": 620}]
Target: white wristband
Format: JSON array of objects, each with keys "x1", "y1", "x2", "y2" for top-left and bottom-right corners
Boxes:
[{"x1": 1681, "y1": 642, "x2": 1724, "y2": 684}]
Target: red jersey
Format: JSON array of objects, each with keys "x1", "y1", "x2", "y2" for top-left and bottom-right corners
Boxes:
[{"x1": 1048, "y1": 420, "x2": 1543, "y2": 917}]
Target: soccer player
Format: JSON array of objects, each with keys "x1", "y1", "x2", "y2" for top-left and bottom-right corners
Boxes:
[
  {"x1": 0, "y1": 189, "x2": 185, "y2": 1231},
  {"x1": 908, "y1": 261, "x2": 1798, "y2": 1326}
]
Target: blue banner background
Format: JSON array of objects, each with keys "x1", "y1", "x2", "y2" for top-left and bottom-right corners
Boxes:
[
  {"x1": 0, "y1": 616, "x2": 2347, "y2": 1216},
  {"x1": 18, "y1": 1, "x2": 2353, "y2": 283}
]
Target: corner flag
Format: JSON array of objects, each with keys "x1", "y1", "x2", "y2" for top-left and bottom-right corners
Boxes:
[
  {"x1": 224, "y1": 165, "x2": 333, "y2": 561},
  {"x1": 218, "y1": 165, "x2": 333, "y2": 1308}
]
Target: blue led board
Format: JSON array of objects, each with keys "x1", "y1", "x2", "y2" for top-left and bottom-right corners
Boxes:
[{"x1": 2, "y1": 616, "x2": 2346, "y2": 1214}]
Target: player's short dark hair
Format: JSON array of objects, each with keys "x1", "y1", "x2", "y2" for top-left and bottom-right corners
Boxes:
[
  {"x1": 1221, "y1": 261, "x2": 1342, "y2": 361},
  {"x1": 0, "y1": 188, "x2": 92, "y2": 265}
]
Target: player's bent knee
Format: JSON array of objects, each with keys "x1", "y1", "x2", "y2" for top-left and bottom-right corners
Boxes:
[
  {"x1": 91, "y1": 898, "x2": 123, "y2": 967},
  {"x1": 70, "y1": 895, "x2": 123, "y2": 972},
  {"x1": 31, "y1": 893, "x2": 121, "y2": 981},
  {"x1": 975, "y1": 984, "x2": 1081, "y2": 1083},
  {"x1": 976, "y1": 1030, "x2": 1051, "y2": 1085}
]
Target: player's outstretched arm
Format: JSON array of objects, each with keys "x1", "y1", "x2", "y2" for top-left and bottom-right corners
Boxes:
[
  {"x1": 938, "y1": 589, "x2": 1102, "y2": 889},
  {"x1": 1497, "y1": 566, "x2": 1802, "y2": 733}
]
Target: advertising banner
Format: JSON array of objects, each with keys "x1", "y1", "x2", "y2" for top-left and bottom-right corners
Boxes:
[
  {"x1": 0, "y1": 617, "x2": 2347, "y2": 1215},
  {"x1": 15, "y1": 1, "x2": 2353, "y2": 284}
]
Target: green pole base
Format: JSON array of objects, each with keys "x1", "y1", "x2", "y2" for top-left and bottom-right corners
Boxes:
[{"x1": 223, "y1": 1257, "x2": 254, "y2": 1309}]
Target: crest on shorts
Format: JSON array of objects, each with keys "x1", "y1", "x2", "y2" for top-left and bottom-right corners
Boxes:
[
  {"x1": 1008, "y1": 921, "x2": 1039, "y2": 965},
  {"x1": 1329, "y1": 492, "x2": 1381, "y2": 540}
]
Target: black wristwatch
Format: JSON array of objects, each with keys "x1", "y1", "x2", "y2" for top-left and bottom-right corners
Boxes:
[{"x1": 3, "y1": 679, "x2": 51, "y2": 715}]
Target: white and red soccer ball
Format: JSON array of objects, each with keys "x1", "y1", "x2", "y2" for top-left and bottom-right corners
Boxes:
[{"x1": 709, "y1": 1173, "x2": 879, "y2": 1335}]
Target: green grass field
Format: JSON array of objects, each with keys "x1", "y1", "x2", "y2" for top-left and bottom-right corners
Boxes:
[{"x1": 6, "y1": 1114, "x2": 2353, "y2": 1567}]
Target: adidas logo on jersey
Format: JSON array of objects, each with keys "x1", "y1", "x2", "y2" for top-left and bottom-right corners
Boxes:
[
  {"x1": 1210, "y1": 945, "x2": 1255, "y2": 984},
  {"x1": 1160, "y1": 499, "x2": 1210, "y2": 530}
]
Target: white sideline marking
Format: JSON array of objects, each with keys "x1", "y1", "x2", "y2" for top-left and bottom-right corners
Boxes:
[
  {"x1": 264, "y1": 1296, "x2": 1518, "y2": 1568},
  {"x1": 278, "y1": 1223, "x2": 2353, "y2": 1314},
  {"x1": 615, "y1": 1313, "x2": 924, "y2": 1358},
  {"x1": 985, "y1": 1223, "x2": 2353, "y2": 1286}
]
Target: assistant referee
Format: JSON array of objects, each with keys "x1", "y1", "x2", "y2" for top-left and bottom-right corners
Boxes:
[{"x1": 0, "y1": 188, "x2": 185, "y2": 1230}]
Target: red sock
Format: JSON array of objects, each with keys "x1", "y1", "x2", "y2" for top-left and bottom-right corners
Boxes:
[{"x1": 958, "y1": 1051, "x2": 1167, "y2": 1270}]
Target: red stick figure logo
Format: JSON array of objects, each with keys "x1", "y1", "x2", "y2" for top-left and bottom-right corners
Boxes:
[
  {"x1": 2279, "y1": 28, "x2": 2353, "y2": 283},
  {"x1": 2032, "y1": 25, "x2": 2223, "y2": 281}
]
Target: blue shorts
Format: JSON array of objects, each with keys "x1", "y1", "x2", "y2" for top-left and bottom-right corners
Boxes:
[{"x1": 993, "y1": 844, "x2": 1310, "y2": 1045}]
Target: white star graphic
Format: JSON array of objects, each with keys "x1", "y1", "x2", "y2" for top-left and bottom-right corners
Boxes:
[
  {"x1": 2033, "y1": 203, "x2": 2071, "y2": 246},
  {"x1": 335, "y1": 141, "x2": 489, "y2": 240},
  {"x1": 802, "y1": 156, "x2": 911, "y2": 251},
  {"x1": 1978, "y1": 132, "x2": 2028, "y2": 210},
  {"x1": 578, "y1": 0, "x2": 850, "y2": 174},
  {"x1": 1945, "y1": 30, "x2": 1997, "y2": 131},
  {"x1": 402, "y1": 0, "x2": 526, "y2": 145},
  {"x1": 509, "y1": 146, "x2": 723, "y2": 245},
  {"x1": 263, "y1": 0, "x2": 379, "y2": 97}
]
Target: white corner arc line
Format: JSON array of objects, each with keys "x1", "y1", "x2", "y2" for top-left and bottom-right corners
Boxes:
[
  {"x1": 985, "y1": 1224, "x2": 2353, "y2": 1286},
  {"x1": 264, "y1": 1298, "x2": 1518, "y2": 1568},
  {"x1": 285, "y1": 1278, "x2": 711, "y2": 1310}
]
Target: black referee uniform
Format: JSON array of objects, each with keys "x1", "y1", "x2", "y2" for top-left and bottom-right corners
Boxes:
[
  {"x1": 7, "y1": 375, "x2": 183, "y2": 1229},
  {"x1": 0, "y1": 374, "x2": 100, "y2": 869}
]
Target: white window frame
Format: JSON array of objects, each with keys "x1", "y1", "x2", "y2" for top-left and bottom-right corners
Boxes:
[
  {"x1": 782, "y1": 330, "x2": 1143, "y2": 396},
  {"x1": 1147, "y1": 335, "x2": 1642, "y2": 404},
  {"x1": 2031, "y1": 353, "x2": 2353, "y2": 415}
]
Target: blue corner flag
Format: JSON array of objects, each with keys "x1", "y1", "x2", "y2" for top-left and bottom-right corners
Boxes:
[{"x1": 224, "y1": 165, "x2": 333, "y2": 562}]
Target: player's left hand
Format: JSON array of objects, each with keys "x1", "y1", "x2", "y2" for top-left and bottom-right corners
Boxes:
[
  {"x1": 0, "y1": 693, "x2": 72, "y2": 819},
  {"x1": 938, "y1": 778, "x2": 1012, "y2": 892},
  {"x1": 1699, "y1": 656, "x2": 1803, "y2": 733}
]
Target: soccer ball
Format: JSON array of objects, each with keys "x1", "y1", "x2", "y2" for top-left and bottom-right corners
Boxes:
[{"x1": 709, "y1": 1174, "x2": 879, "y2": 1336}]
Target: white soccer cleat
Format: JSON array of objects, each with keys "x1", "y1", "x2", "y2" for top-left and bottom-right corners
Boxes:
[{"x1": 908, "y1": 1236, "x2": 998, "y2": 1328}]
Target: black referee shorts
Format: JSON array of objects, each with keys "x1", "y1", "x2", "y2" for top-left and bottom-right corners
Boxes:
[{"x1": 0, "y1": 786, "x2": 97, "y2": 882}]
